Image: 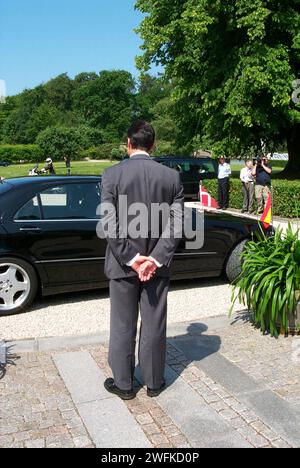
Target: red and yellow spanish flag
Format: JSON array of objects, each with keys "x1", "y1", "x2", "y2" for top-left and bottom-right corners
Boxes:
[{"x1": 260, "y1": 193, "x2": 272, "y2": 228}]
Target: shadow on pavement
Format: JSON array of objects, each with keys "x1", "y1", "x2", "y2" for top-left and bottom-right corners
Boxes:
[
  {"x1": 134, "y1": 322, "x2": 221, "y2": 391},
  {"x1": 0, "y1": 343, "x2": 20, "y2": 380},
  {"x1": 230, "y1": 309, "x2": 253, "y2": 326}
]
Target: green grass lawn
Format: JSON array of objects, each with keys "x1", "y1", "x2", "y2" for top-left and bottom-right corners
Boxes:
[
  {"x1": 0, "y1": 160, "x2": 284, "y2": 180},
  {"x1": 0, "y1": 161, "x2": 117, "y2": 179}
]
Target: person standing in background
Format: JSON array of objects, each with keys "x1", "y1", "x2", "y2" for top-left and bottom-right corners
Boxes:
[
  {"x1": 252, "y1": 156, "x2": 272, "y2": 214},
  {"x1": 218, "y1": 157, "x2": 231, "y2": 210},
  {"x1": 240, "y1": 160, "x2": 254, "y2": 214},
  {"x1": 46, "y1": 158, "x2": 56, "y2": 175},
  {"x1": 64, "y1": 156, "x2": 71, "y2": 175}
]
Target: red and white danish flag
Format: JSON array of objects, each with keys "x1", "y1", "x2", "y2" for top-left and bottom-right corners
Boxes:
[{"x1": 199, "y1": 184, "x2": 219, "y2": 209}]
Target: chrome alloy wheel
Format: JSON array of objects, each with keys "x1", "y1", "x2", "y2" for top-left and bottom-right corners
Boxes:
[{"x1": 0, "y1": 263, "x2": 31, "y2": 312}]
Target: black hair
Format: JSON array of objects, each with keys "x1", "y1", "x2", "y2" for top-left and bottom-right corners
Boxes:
[{"x1": 128, "y1": 120, "x2": 155, "y2": 151}]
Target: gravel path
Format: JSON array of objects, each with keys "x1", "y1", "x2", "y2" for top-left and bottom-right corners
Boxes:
[{"x1": 0, "y1": 278, "x2": 244, "y2": 341}]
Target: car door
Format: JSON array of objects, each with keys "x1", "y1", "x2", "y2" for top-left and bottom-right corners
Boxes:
[
  {"x1": 13, "y1": 181, "x2": 107, "y2": 289},
  {"x1": 171, "y1": 207, "x2": 219, "y2": 278},
  {"x1": 172, "y1": 201, "x2": 239, "y2": 279}
]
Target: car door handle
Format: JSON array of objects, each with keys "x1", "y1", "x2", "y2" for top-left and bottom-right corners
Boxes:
[{"x1": 19, "y1": 227, "x2": 42, "y2": 232}]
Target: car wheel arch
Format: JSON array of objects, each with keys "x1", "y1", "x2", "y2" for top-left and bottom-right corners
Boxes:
[{"x1": 223, "y1": 237, "x2": 251, "y2": 282}]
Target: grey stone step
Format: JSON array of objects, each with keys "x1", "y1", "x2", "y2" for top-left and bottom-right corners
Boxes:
[
  {"x1": 135, "y1": 365, "x2": 252, "y2": 448},
  {"x1": 53, "y1": 351, "x2": 151, "y2": 448},
  {"x1": 173, "y1": 336, "x2": 300, "y2": 447}
]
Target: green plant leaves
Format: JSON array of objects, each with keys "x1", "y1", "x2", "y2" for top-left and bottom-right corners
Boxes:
[{"x1": 231, "y1": 227, "x2": 300, "y2": 337}]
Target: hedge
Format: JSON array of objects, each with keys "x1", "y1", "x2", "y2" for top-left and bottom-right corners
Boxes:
[
  {"x1": 80, "y1": 144, "x2": 127, "y2": 161},
  {"x1": 0, "y1": 145, "x2": 41, "y2": 163},
  {"x1": 0, "y1": 144, "x2": 125, "y2": 163},
  {"x1": 204, "y1": 179, "x2": 300, "y2": 219}
]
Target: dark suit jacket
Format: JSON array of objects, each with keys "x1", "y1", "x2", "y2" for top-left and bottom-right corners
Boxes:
[{"x1": 101, "y1": 154, "x2": 184, "y2": 280}]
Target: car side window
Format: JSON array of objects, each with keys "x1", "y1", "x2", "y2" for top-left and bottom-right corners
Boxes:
[
  {"x1": 14, "y1": 197, "x2": 41, "y2": 221},
  {"x1": 40, "y1": 183, "x2": 101, "y2": 220},
  {"x1": 195, "y1": 160, "x2": 217, "y2": 175},
  {"x1": 168, "y1": 162, "x2": 184, "y2": 173}
]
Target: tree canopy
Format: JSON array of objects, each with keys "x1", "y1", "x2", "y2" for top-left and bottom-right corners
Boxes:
[
  {"x1": 0, "y1": 70, "x2": 176, "y2": 155},
  {"x1": 136, "y1": 0, "x2": 300, "y2": 174}
]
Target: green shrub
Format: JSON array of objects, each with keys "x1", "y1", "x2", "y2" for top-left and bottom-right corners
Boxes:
[
  {"x1": 110, "y1": 145, "x2": 128, "y2": 160},
  {"x1": 231, "y1": 226, "x2": 300, "y2": 337},
  {"x1": 204, "y1": 179, "x2": 300, "y2": 219},
  {"x1": 0, "y1": 144, "x2": 41, "y2": 163},
  {"x1": 80, "y1": 143, "x2": 125, "y2": 161},
  {"x1": 36, "y1": 127, "x2": 88, "y2": 161}
]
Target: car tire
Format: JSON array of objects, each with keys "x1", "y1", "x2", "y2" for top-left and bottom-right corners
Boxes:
[
  {"x1": 226, "y1": 240, "x2": 249, "y2": 284},
  {"x1": 0, "y1": 257, "x2": 38, "y2": 316}
]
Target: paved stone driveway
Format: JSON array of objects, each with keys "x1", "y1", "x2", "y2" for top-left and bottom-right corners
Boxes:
[{"x1": 1, "y1": 315, "x2": 300, "y2": 448}]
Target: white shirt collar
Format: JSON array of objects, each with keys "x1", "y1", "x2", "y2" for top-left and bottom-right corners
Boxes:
[{"x1": 130, "y1": 150, "x2": 150, "y2": 158}]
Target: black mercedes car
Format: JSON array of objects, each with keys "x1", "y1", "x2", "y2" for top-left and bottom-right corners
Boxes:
[
  {"x1": 0, "y1": 176, "x2": 268, "y2": 315},
  {"x1": 0, "y1": 161, "x2": 10, "y2": 167},
  {"x1": 153, "y1": 156, "x2": 218, "y2": 199}
]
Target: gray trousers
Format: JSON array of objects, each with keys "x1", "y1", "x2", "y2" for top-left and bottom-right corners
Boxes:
[
  {"x1": 108, "y1": 276, "x2": 170, "y2": 391},
  {"x1": 242, "y1": 182, "x2": 254, "y2": 212}
]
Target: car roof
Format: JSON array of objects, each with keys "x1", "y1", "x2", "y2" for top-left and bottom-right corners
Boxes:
[
  {"x1": 3, "y1": 175, "x2": 102, "y2": 187},
  {"x1": 153, "y1": 156, "x2": 213, "y2": 161}
]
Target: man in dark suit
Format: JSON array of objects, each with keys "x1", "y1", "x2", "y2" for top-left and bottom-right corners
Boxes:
[{"x1": 101, "y1": 121, "x2": 184, "y2": 400}]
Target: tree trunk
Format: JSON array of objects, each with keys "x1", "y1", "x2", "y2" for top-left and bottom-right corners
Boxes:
[{"x1": 282, "y1": 124, "x2": 300, "y2": 178}]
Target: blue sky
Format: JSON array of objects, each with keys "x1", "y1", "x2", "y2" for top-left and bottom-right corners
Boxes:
[{"x1": 0, "y1": 0, "x2": 148, "y2": 96}]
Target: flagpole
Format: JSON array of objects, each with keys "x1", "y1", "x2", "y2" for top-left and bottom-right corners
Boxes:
[
  {"x1": 271, "y1": 185, "x2": 274, "y2": 228},
  {"x1": 199, "y1": 179, "x2": 203, "y2": 204}
]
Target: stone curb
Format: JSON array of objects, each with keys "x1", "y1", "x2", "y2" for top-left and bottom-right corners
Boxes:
[{"x1": 5, "y1": 314, "x2": 238, "y2": 354}]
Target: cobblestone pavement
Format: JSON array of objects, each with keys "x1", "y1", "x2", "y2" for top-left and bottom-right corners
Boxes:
[
  {"x1": 219, "y1": 318, "x2": 300, "y2": 407},
  {"x1": 1, "y1": 316, "x2": 299, "y2": 448},
  {"x1": 0, "y1": 353, "x2": 94, "y2": 448}
]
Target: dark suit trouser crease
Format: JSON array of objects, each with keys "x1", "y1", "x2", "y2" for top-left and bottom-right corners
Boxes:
[
  {"x1": 218, "y1": 177, "x2": 230, "y2": 209},
  {"x1": 108, "y1": 276, "x2": 170, "y2": 391}
]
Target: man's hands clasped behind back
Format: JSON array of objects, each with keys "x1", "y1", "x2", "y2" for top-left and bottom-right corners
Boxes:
[{"x1": 131, "y1": 256, "x2": 158, "y2": 282}]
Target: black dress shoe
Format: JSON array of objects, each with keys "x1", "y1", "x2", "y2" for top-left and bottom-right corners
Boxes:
[
  {"x1": 104, "y1": 378, "x2": 136, "y2": 400},
  {"x1": 147, "y1": 380, "x2": 166, "y2": 398}
]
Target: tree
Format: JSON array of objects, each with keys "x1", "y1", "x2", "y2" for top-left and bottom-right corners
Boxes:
[
  {"x1": 76, "y1": 125, "x2": 104, "y2": 146},
  {"x1": 136, "y1": 0, "x2": 300, "y2": 176},
  {"x1": 45, "y1": 74, "x2": 75, "y2": 111},
  {"x1": 135, "y1": 74, "x2": 180, "y2": 153},
  {"x1": 135, "y1": 74, "x2": 169, "y2": 120},
  {"x1": 73, "y1": 70, "x2": 136, "y2": 141},
  {"x1": 0, "y1": 69, "x2": 179, "y2": 151},
  {"x1": 151, "y1": 96, "x2": 178, "y2": 142},
  {"x1": 1, "y1": 87, "x2": 46, "y2": 143},
  {"x1": 74, "y1": 72, "x2": 99, "y2": 85},
  {"x1": 25, "y1": 104, "x2": 62, "y2": 142},
  {"x1": 36, "y1": 127, "x2": 89, "y2": 161}
]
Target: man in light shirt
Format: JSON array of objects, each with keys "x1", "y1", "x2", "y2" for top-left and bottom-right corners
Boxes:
[
  {"x1": 218, "y1": 157, "x2": 232, "y2": 210},
  {"x1": 240, "y1": 160, "x2": 254, "y2": 214}
]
